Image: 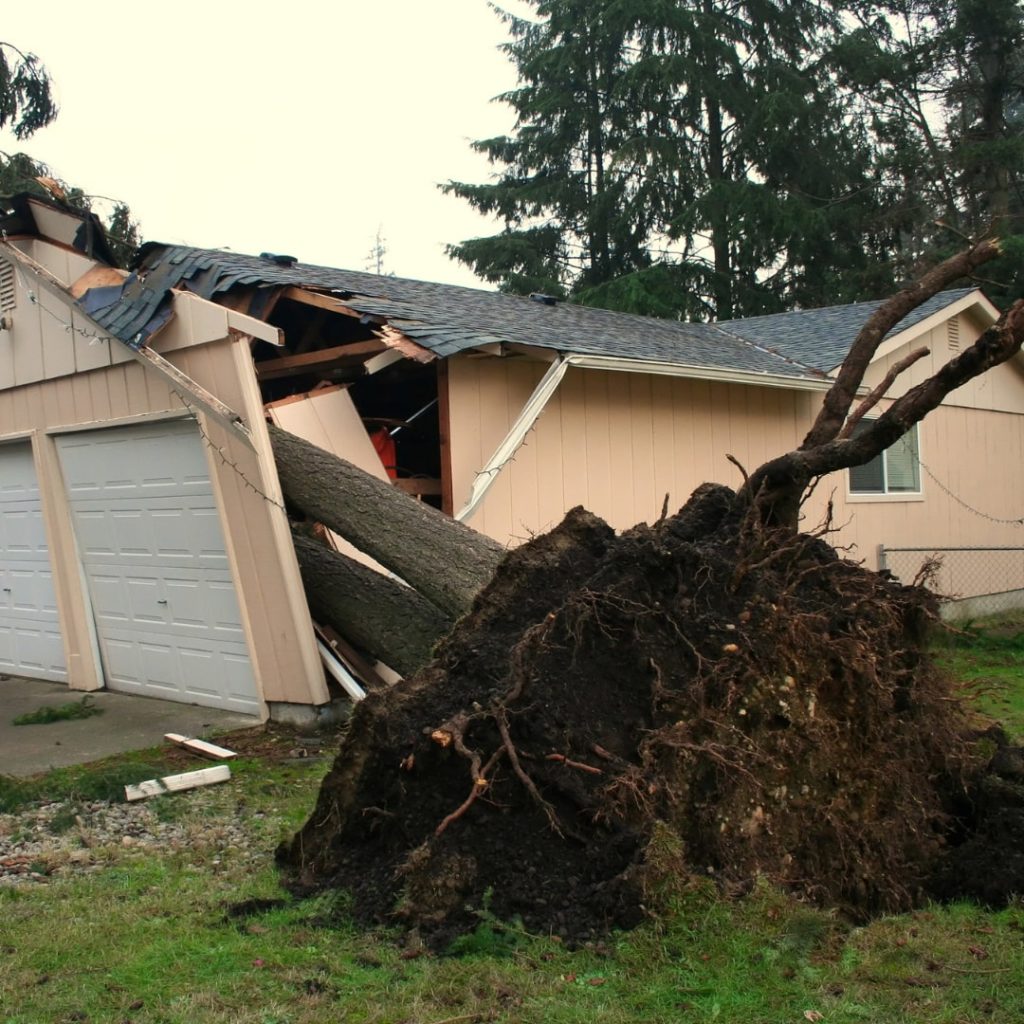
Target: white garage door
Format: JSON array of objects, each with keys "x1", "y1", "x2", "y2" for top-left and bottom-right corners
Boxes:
[
  {"x1": 0, "y1": 444, "x2": 67, "y2": 682},
  {"x1": 57, "y1": 421, "x2": 259, "y2": 713}
]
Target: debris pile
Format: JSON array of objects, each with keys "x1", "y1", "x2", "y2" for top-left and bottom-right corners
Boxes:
[{"x1": 279, "y1": 486, "x2": 1011, "y2": 945}]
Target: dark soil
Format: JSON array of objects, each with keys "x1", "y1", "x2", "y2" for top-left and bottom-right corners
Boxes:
[{"x1": 277, "y1": 485, "x2": 1017, "y2": 945}]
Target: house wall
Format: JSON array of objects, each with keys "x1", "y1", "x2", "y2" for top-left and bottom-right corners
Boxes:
[
  {"x1": 0, "y1": 244, "x2": 327, "y2": 710},
  {"x1": 449, "y1": 317, "x2": 1024, "y2": 600},
  {"x1": 447, "y1": 356, "x2": 816, "y2": 544},
  {"x1": 811, "y1": 310, "x2": 1024, "y2": 588}
]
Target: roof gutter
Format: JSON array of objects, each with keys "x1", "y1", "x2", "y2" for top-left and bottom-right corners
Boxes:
[
  {"x1": 454, "y1": 351, "x2": 831, "y2": 524},
  {"x1": 561, "y1": 353, "x2": 832, "y2": 391}
]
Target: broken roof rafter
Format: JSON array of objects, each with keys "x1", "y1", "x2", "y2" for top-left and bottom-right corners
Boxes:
[{"x1": 256, "y1": 339, "x2": 389, "y2": 381}]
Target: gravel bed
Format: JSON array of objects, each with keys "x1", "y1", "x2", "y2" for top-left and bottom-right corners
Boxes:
[{"x1": 0, "y1": 795, "x2": 267, "y2": 886}]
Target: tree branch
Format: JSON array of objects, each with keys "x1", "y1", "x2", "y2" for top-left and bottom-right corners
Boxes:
[
  {"x1": 801, "y1": 237, "x2": 1001, "y2": 451},
  {"x1": 742, "y1": 298, "x2": 1024, "y2": 528},
  {"x1": 838, "y1": 347, "x2": 930, "y2": 439}
]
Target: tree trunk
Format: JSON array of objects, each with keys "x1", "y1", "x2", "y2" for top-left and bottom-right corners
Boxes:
[
  {"x1": 269, "y1": 424, "x2": 504, "y2": 618},
  {"x1": 293, "y1": 534, "x2": 452, "y2": 677}
]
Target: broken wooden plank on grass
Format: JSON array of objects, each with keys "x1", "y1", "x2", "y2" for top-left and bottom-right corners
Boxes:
[
  {"x1": 124, "y1": 764, "x2": 231, "y2": 802},
  {"x1": 164, "y1": 733, "x2": 239, "y2": 761}
]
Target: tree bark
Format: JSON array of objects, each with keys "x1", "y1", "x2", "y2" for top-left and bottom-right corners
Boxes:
[
  {"x1": 269, "y1": 424, "x2": 504, "y2": 618},
  {"x1": 293, "y1": 534, "x2": 452, "y2": 677}
]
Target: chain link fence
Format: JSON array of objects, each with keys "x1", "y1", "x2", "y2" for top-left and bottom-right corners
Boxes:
[{"x1": 879, "y1": 545, "x2": 1024, "y2": 620}]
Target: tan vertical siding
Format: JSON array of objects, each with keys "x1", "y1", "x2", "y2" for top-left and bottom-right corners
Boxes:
[{"x1": 448, "y1": 356, "x2": 810, "y2": 544}]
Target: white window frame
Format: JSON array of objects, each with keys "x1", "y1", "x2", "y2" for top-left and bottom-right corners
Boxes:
[{"x1": 846, "y1": 420, "x2": 924, "y2": 502}]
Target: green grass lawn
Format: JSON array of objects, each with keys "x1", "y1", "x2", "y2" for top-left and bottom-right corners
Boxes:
[
  {"x1": 2, "y1": 618, "x2": 1024, "y2": 1024},
  {"x1": 933, "y1": 610, "x2": 1024, "y2": 740}
]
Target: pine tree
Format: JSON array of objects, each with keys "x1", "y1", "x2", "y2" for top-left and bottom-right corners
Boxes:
[
  {"x1": 837, "y1": 0, "x2": 1024, "y2": 305},
  {"x1": 0, "y1": 41, "x2": 57, "y2": 139},
  {"x1": 444, "y1": 0, "x2": 889, "y2": 319}
]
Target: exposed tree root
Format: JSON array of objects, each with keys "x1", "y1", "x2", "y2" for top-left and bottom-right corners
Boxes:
[{"x1": 279, "y1": 493, "x2": 1020, "y2": 946}]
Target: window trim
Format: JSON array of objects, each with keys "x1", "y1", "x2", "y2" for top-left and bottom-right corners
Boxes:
[{"x1": 846, "y1": 420, "x2": 924, "y2": 502}]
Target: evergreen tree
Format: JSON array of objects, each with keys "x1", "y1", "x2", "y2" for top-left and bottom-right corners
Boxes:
[
  {"x1": 444, "y1": 0, "x2": 889, "y2": 319},
  {"x1": 837, "y1": 0, "x2": 1024, "y2": 305},
  {"x1": 0, "y1": 41, "x2": 56, "y2": 139}
]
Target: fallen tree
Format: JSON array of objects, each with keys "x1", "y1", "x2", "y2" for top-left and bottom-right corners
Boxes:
[
  {"x1": 270, "y1": 423, "x2": 503, "y2": 618},
  {"x1": 278, "y1": 238, "x2": 1024, "y2": 945},
  {"x1": 291, "y1": 535, "x2": 452, "y2": 677}
]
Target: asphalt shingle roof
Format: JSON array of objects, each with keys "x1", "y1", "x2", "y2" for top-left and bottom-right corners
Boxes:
[
  {"x1": 717, "y1": 288, "x2": 978, "y2": 372},
  {"x1": 80, "y1": 242, "x2": 979, "y2": 381}
]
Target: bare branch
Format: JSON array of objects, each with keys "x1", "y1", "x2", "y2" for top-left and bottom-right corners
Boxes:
[
  {"x1": 742, "y1": 297, "x2": 1024, "y2": 528},
  {"x1": 838, "y1": 347, "x2": 931, "y2": 438},
  {"x1": 801, "y1": 238, "x2": 1001, "y2": 451}
]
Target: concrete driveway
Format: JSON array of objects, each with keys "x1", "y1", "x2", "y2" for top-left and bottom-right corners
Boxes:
[{"x1": 0, "y1": 676, "x2": 259, "y2": 777}]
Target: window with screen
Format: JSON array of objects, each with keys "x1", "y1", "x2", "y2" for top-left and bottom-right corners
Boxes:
[{"x1": 848, "y1": 421, "x2": 920, "y2": 495}]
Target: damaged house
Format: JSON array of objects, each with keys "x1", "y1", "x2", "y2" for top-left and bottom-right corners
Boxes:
[{"x1": 1, "y1": 193, "x2": 1022, "y2": 720}]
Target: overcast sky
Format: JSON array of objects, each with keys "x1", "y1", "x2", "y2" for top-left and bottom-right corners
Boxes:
[{"x1": 2, "y1": 1, "x2": 529, "y2": 287}]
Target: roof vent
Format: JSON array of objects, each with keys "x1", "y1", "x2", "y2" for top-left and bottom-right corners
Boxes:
[
  {"x1": 259, "y1": 252, "x2": 297, "y2": 267},
  {"x1": 947, "y1": 317, "x2": 960, "y2": 353},
  {"x1": 529, "y1": 292, "x2": 558, "y2": 306},
  {"x1": 0, "y1": 259, "x2": 14, "y2": 314}
]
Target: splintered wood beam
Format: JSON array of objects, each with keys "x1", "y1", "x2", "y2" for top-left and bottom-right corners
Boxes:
[
  {"x1": 381, "y1": 324, "x2": 436, "y2": 363},
  {"x1": 280, "y1": 286, "x2": 378, "y2": 322},
  {"x1": 136, "y1": 347, "x2": 255, "y2": 448},
  {"x1": 255, "y1": 339, "x2": 388, "y2": 380}
]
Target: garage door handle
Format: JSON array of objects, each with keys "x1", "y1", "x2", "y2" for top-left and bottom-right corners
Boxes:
[
  {"x1": 157, "y1": 599, "x2": 168, "y2": 605},
  {"x1": 2, "y1": 587, "x2": 9, "y2": 592}
]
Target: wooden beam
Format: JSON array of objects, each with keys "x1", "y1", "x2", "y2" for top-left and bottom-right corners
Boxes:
[
  {"x1": 280, "y1": 285, "x2": 381, "y2": 323},
  {"x1": 164, "y1": 733, "x2": 239, "y2": 760},
  {"x1": 437, "y1": 361, "x2": 454, "y2": 516},
  {"x1": 394, "y1": 478, "x2": 443, "y2": 497},
  {"x1": 125, "y1": 765, "x2": 231, "y2": 801},
  {"x1": 314, "y1": 621, "x2": 390, "y2": 693},
  {"x1": 255, "y1": 339, "x2": 387, "y2": 380}
]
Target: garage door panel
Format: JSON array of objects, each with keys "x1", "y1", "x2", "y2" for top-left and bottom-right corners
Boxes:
[
  {"x1": 0, "y1": 622, "x2": 66, "y2": 678},
  {"x1": 69, "y1": 503, "x2": 232, "y2": 572},
  {"x1": 86, "y1": 572, "x2": 248, "y2": 641},
  {"x1": 60, "y1": 425, "x2": 213, "y2": 496},
  {"x1": 58, "y1": 422, "x2": 258, "y2": 712},
  {"x1": 0, "y1": 444, "x2": 67, "y2": 683},
  {"x1": 102, "y1": 628, "x2": 259, "y2": 712},
  {"x1": 0, "y1": 562, "x2": 61, "y2": 619},
  {"x1": 0, "y1": 504, "x2": 52, "y2": 560}
]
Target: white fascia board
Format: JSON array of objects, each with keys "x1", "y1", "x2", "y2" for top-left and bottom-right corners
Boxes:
[
  {"x1": 453, "y1": 349, "x2": 828, "y2": 525},
  {"x1": 562, "y1": 352, "x2": 832, "y2": 391},
  {"x1": 836, "y1": 291, "x2": 999, "y2": 372},
  {"x1": 455, "y1": 355, "x2": 569, "y2": 523}
]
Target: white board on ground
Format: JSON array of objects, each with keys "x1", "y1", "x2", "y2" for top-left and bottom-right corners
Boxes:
[{"x1": 124, "y1": 764, "x2": 231, "y2": 801}]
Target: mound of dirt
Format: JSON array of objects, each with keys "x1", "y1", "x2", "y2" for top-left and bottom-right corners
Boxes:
[{"x1": 277, "y1": 486, "x2": 996, "y2": 945}]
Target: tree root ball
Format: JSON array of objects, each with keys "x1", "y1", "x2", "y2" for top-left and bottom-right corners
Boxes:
[{"x1": 277, "y1": 486, "x2": 1013, "y2": 945}]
